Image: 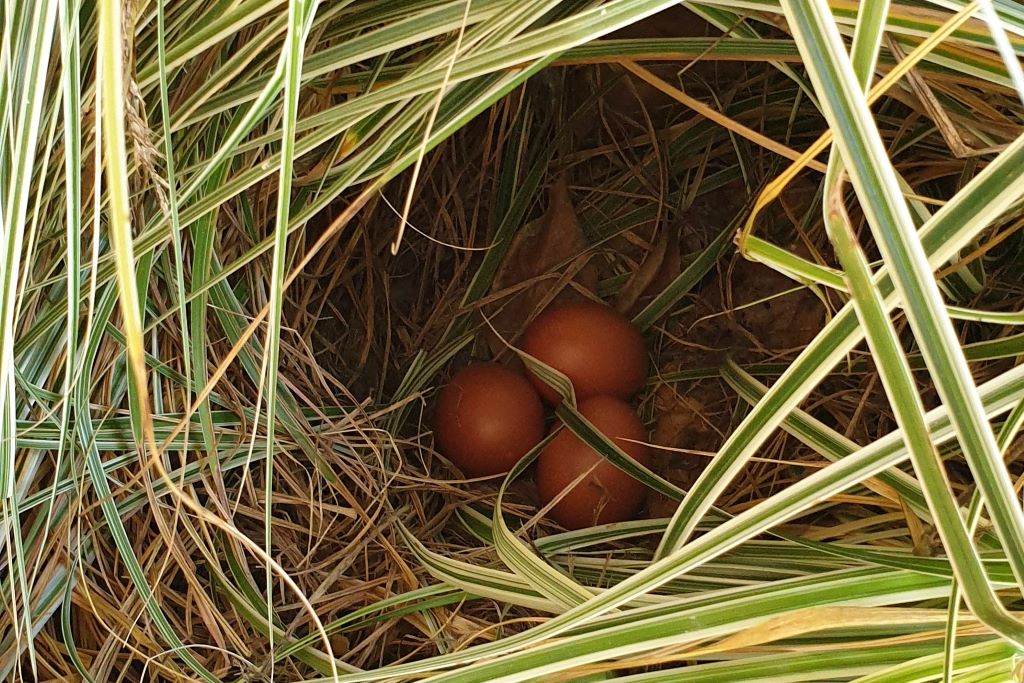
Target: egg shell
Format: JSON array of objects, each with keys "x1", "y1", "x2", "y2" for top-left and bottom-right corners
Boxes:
[
  {"x1": 535, "y1": 395, "x2": 650, "y2": 529},
  {"x1": 434, "y1": 363, "x2": 545, "y2": 477},
  {"x1": 521, "y1": 300, "x2": 647, "y2": 403}
]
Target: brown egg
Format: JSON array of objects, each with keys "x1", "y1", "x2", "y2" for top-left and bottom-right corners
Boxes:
[
  {"x1": 434, "y1": 363, "x2": 545, "y2": 477},
  {"x1": 536, "y1": 395, "x2": 650, "y2": 529},
  {"x1": 521, "y1": 300, "x2": 647, "y2": 403}
]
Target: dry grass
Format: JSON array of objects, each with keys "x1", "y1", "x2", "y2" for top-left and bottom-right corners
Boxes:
[{"x1": 11, "y1": 4, "x2": 1024, "y2": 681}]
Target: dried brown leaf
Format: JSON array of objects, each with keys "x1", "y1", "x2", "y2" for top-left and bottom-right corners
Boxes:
[
  {"x1": 614, "y1": 228, "x2": 668, "y2": 314},
  {"x1": 614, "y1": 220, "x2": 685, "y2": 316},
  {"x1": 484, "y1": 175, "x2": 597, "y2": 355}
]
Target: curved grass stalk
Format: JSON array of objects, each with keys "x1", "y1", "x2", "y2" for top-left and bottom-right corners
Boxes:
[
  {"x1": 820, "y1": 157, "x2": 1024, "y2": 644},
  {"x1": 315, "y1": 569, "x2": 959, "y2": 682},
  {"x1": 96, "y1": 1, "x2": 219, "y2": 676},
  {"x1": 723, "y1": 361, "x2": 930, "y2": 517},
  {"x1": 98, "y1": 1, "x2": 340, "y2": 677},
  {"x1": 491, "y1": 434, "x2": 596, "y2": 610},
  {"x1": 655, "y1": 114, "x2": 1024, "y2": 559},
  {"x1": 743, "y1": 234, "x2": 1024, "y2": 325},
  {"x1": 736, "y1": 0, "x2": 979, "y2": 253},
  {"x1": 258, "y1": 0, "x2": 321, "y2": 670},
  {"x1": 611, "y1": 640, "x2": 1014, "y2": 683},
  {"x1": 292, "y1": 360, "x2": 1024, "y2": 681},
  {"x1": 783, "y1": 0, "x2": 1024, "y2": 599},
  {"x1": 943, "y1": 398, "x2": 1024, "y2": 679},
  {"x1": 698, "y1": 0, "x2": 1024, "y2": 53},
  {"x1": 0, "y1": 0, "x2": 60, "y2": 676}
]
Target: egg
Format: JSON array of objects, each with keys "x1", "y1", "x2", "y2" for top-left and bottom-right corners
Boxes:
[
  {"x1": 434, "y1": 362, "x2": 545, "y2": 477},
  {"x1": 535, "y1": 395, "x2": 650, "y2": 529},
  {"x1": 521, "y1": 300, "x2": 647, "y2": 403}
]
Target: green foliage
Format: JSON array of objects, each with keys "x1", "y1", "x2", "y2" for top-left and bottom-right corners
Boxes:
[{"x1": 1, "y1": 0, "x2": 1023, "y2": 681}]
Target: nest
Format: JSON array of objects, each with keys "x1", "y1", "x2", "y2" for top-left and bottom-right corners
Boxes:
[{"x1": 12, "y1": 3, "x2": 1024, "y2": 682}]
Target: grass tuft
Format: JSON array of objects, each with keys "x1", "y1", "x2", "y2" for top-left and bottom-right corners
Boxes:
[{"x1": 1, "y1": 1, "x2": 1023, "y2": 681}]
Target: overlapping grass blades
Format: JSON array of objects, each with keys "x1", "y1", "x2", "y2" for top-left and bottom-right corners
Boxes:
[{"x1": 1, "y1": 1, "x2": 1023, "y2": 681}]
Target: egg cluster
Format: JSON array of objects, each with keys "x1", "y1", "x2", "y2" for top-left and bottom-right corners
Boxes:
[{"x1": 434, "y1": 300, "x2": 651, "y2": 530}]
